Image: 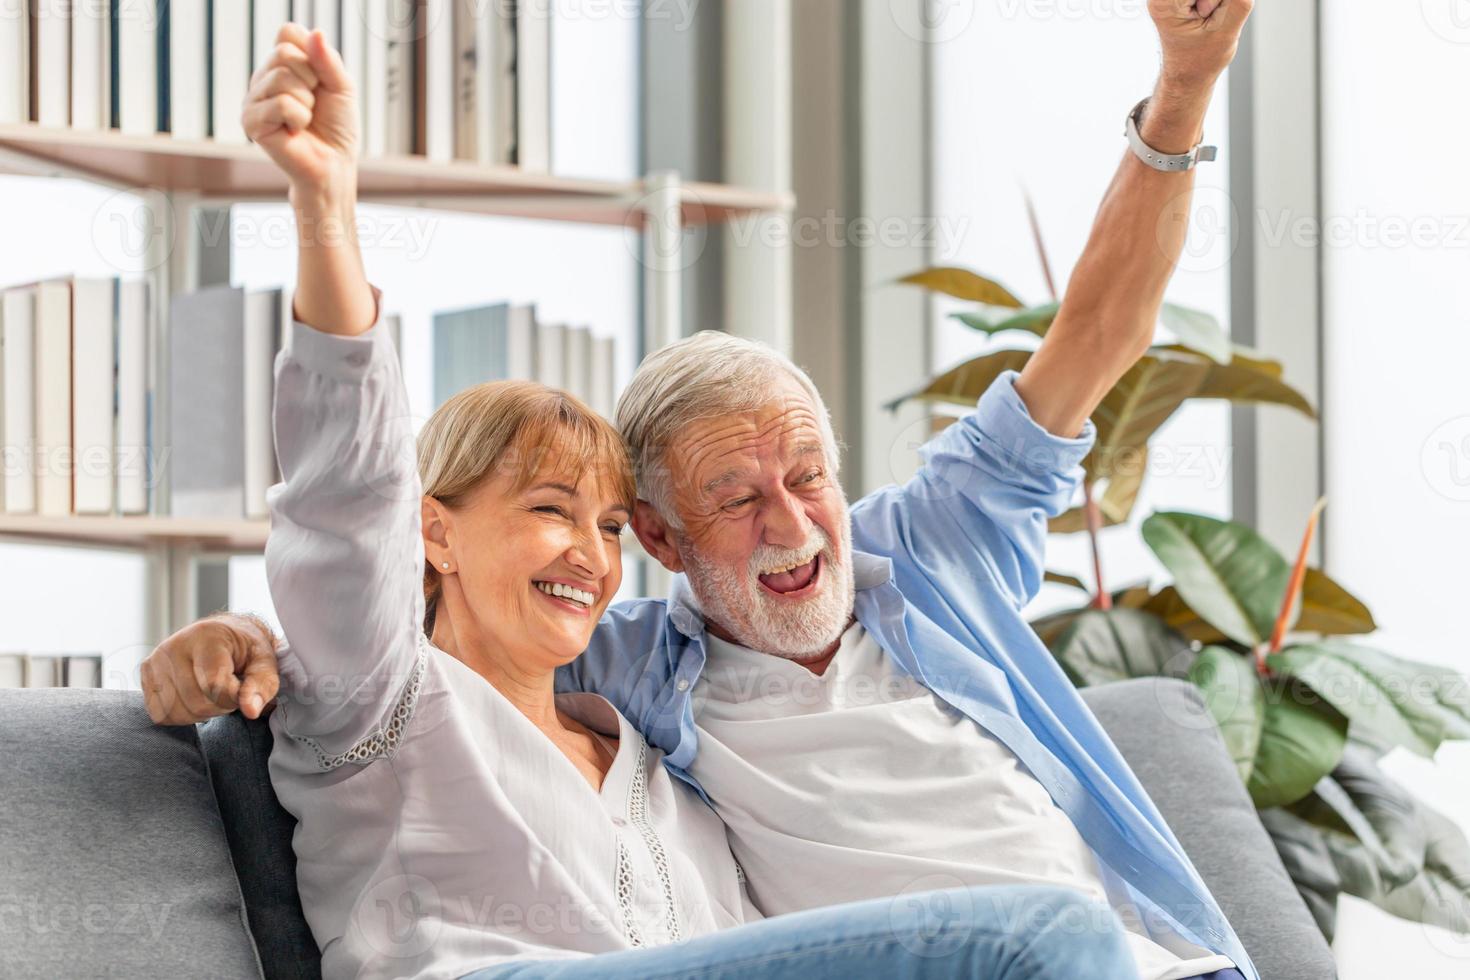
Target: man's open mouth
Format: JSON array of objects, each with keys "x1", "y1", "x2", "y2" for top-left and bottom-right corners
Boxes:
[{"x1": 757, "y1": 554, "x2": 822, "y2": 597}]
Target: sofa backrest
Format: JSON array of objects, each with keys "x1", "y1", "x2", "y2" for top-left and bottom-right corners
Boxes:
[{"x1": 0, "y1": 689, "x2": 264, "y2": 978}]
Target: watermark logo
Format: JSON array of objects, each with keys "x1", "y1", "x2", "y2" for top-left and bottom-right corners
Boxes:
[
  {"x1": 1421, "y1": 0, "x2": 1470, "y2": 43},
  {"x1": 890, "y1": 0, "x2": 977, "y2": 44},
  {"x1": 1421, "y1": 415, "x2": 1470, "y2": 502}
]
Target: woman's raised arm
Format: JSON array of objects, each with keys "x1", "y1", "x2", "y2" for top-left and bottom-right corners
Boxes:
[{"x1": 243, "y1": 22, "x2": 375, "y2": 336}]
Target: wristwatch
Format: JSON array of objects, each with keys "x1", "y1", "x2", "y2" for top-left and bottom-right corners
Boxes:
[{"x1": 1124, "y1": 97, "x2": 1217, "y2": 172}]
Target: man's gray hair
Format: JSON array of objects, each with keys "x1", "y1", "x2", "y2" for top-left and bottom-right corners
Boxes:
[{"x1": 615, "y1": 331, "x2": 841, "y2": 527}]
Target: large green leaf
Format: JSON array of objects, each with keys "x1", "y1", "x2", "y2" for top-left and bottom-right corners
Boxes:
[
  {"x1": 1134, "y1": 585, "x2": 1231, "y2": 646},
  {"x1": 1251, "y1": 677, "x2": 1351, "y2": 809},
  {"x1": 1141, "y1": 511, "x2": 1293, "y2": 648},
  {"x1": 952, "y1": 302, "x2": 1059, "y2": 339},
  {"x1": 1258, "y1": 807, "x2": 1343, "y2": 940},
  {"x1": 899, "y1": 267, "x2": 1023, "y2": 306},
  {"x1": 1049, "y1": 449, "x2": 1149, "y2": 533},
  {"x1": 884, "y1": 348, "x2": 1034, "y2": 412},
  {"x1": 1086, "y1": 352, "x2": 1213, "y2": 481},
  {"x1": 1270, "y1": 640, "x2": 1470, "y2": 756},
  {"x1": 1047, "y1": 608, "x2": 1196, "y2": 687},
  {"x1": 1157, "y1": 344, "x2": 1318, "y2": 419},
  {"x1": 1160, "y1": 303, "x2": 1232, "y2": 364},
  {"x1": 1378, "y1": 805, "x2": 1470, "y2": 934},
  {"x1": 1189, "y1": 645, "x2": 1264, "y2": 782},
  {"x1": 1294, "y1": 568, "x2": 1377, "y2": 636}
]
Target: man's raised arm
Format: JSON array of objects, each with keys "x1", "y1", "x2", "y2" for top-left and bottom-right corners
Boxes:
[{"x1": 1014, "y1": 0, "x2": 1253, "y2": 438}]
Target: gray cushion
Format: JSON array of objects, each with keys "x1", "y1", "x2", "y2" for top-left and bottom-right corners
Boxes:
[
  {"x1": 1082, "y1": 677, "x2": 1338, "y2": 980},
  {"x1": 198, "y1": 712, "x2": 321, "y2": 980},
  {"x1": 0, "y1": 689, "x2": 263, "y2": 979}
]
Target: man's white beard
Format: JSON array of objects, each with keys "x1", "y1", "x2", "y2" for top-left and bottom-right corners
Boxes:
[{"x1": 677, "y1": 514, "x2": 856, "y2": 661}]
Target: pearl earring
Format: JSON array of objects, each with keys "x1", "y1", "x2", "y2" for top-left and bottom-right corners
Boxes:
[{"x1": 440, "y1": 561, "x2": 450, "y2": 570}]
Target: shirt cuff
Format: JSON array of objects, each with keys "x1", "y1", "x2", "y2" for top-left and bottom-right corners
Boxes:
[
  {"x1": 285, "y1": 283, "x2": 389, "y2": 383},
  {"x1": 974, "y1": 369, "x2": 1097, "y2": 476}
]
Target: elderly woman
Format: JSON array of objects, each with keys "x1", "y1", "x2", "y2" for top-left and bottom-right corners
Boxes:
[{"x1": 195, "y1": 22, "x2": 1144, "y2": 980}]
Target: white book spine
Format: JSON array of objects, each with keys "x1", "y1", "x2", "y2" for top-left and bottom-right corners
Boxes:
[
  {"x1": 70, "y1": 0, "x2": 108, "y2": 129},
  {"x1": 424, "y1": 0, "x2": 453, "y2": 162},
  {"x1": 1, "y1": 288, "x2": 37, "y2": 513},
  {"x1": 253, "y1": 0, "x2": 291, "y2": 70},
  {"x1": 0, "y1": 0, "x2": 27, "y2": 123},
  {"x1": 242, "y1": 289, "x2": 280, "y2": 519},
  {"x1": 506, "y1": 305, "x2": 535, "y2": 379},
  {"x1": 315, "y1": 0, "x2": 341, "y2": 49},
  {"x1": 23, "y1": 654, "x2": 60, "y2": 687},
  {"x1": 0, "y1": 653, "x2": 24, "y2": 688},
  {"x1": 382, "y1": 0, "x2": 413, "y2": 155},
  {"x1": 71, "y1": 278, "x2": 116, "y2": 515},
  {"x1": 515, "y1": 0, "x2": 550, "y2": 171},
  {"x1": 167, "y1": 0, "x2": 207, "y2": 139},
  {"x1": 211, "y1": 0, "x2": 252, "y2": 141},
  {"x1": 362, "y1": 0, "x2": 387, "y2": 157},
  {"x1": 564, "y1": 325, "x2": 590, "y2": 403},
  {"x1": 291, "y1": 0, "x2": 313, "y2": 28},
  {"x1": 33, "y1": 280, "x2": 71, "y2": 516},
  {"x1": 589, "y1": 335, "x2": 615, "y2": 419},
  {"x1": 340, "y1": 0, "x2": 368, "y2": 153},
  {"x1": 35, "y1": 0, "x2": 71, "y2": 126},
  {"x1": 116, "y1": 279, "x2": 149, "y2": 514},
  {"x1": 534, "y1": 322, "x2": 565, "y2": 389},
  {"x1": 451, "y1": 0, "x2": 476, "y2": 161},
  {"x1": 65, "y1": 655, "x2": 101, "y2": 687},
  {"x1": 117, "y1": 0, "x2": 158, "y2": 134}
]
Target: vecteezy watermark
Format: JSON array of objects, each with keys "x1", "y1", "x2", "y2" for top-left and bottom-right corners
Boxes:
[
  {"x1": 1159, "y1": 185, "x2": 1240, "y2": 274},
  {"x1": 890, "y1": 0, "x2": 977, "y2": 44},
  {"x1": 1422, "y1": 416, "x2": 1470, "y2": 502},
  {"x1": 0, "y1": 897, "x2": 174, "y2": 943},
  {"x1": 994, "y1": 0, "x2": 1151, "y2": 21},
  {"x1": 3, "y1": 444, "x2": 171, "y2": 492},
  {"x1": 1421, "y1": 0, "x2": 1470, "y2": 44}
]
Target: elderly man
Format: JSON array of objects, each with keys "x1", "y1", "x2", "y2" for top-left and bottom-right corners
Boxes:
[{"x1": 144, "y1": 2, "x2": 1255, "y2": 978}]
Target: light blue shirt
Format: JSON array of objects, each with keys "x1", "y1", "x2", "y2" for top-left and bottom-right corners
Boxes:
[{"x1": 557, "y1": 369, "x2": 1257, "y2": 980}]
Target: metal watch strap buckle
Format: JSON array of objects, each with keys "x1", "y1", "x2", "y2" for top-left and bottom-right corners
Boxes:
[{"x1": 1124, "y1": 96, "x2": 1217, "y2": 172}]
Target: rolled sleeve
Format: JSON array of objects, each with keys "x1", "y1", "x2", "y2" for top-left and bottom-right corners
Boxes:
[{"x1": 283, "y1": 283, "x2": 390, "y2": 383}]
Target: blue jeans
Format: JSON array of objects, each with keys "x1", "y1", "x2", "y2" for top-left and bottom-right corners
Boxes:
[{"x1": 461, "y1": 884, "x2": 1138, "y2": 979}]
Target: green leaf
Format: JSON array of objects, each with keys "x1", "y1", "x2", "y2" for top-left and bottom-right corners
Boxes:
[
  {"x1": 898, "y1": 267, "x2": 1023, "y2": 306},
  {"x1": 1134, "y1": 585, "x2": 1231, "y2": 646},
  {"x1": 1160, "y1": 303, "x2": 1232, "y2": 364},
  {"x1": 1289, "y1": 745, "x2": 1426, "y2": 890},
  {"x1": 1189, "y1": 645, "x2": 1264, "y2": 782},
  {"x1": 1048, "y1": 608, "x2": 1197, "y2": 687},
  {"x1": 1141, "y1": 511, "x2": 1293, "y2": 648},
  {"x1": 884, "y1": 348, "x2": 1034, "y2": 412},
  {"x1": 1295, "y1": 568, "x2": 1377, "y2": 636},
  {"x1": 1157, "y1": 344, "x2": 1318, "y2": 419},
  {"x1": 1043, "y1": 570, "x2": 1090, "y2": 592},
  {"x1": 1270, "y1": 640, "x2": 1470, "y2": 756},
  {"x1": 1378, "y1": 805, "x2": 1470, "y2": 934},
  {"x1": 1258, "y1": 807, "x2": 1343, "y2": 940},
  {"x1": 1250, "y1": 678, "x2": 1350, "y2": 809},
  {"x1": 951, "y1": 302, "x2": 1059, "y2": 339}
]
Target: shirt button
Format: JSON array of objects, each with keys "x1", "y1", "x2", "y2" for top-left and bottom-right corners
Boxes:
[
  {"x1": 612, "y1": 816, "x2": 627, "y2": 827},
  {"x1": 675, "y1": 678, "x2": 690, "y2": 692},
  {"x1": 345, "y1": 351, "x2": 369, "y2": 367}
]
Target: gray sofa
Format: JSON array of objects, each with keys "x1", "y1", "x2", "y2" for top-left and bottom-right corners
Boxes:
[{"x1": 0, "y1": 678, "x2": 1337, "y2": 979}]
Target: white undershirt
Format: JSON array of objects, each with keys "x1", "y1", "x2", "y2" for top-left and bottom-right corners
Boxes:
[{"x1": 689, "y1": 623, "x2": 1235, "y2": 980}]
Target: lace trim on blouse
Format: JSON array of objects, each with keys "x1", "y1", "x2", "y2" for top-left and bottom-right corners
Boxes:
[
  {"x1": 615, "y1": 738, "x2": 683, "y2": 946},
  {"x1": 290, "y1": 637, "x2": 428, "y2": 772}
]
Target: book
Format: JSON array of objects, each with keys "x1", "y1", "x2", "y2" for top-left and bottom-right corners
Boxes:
[
  {"x1": 505, "y1": 305, "x2": 536, "y2": 380},
  {"x1": 33, "y1": 278, "x2": 71, "y2": 516},
  {"x1": 168, "y1": 285, "x2": 245, "y2": 519},
  {"x1": 24, "y1": 653, "x2": 60, "y2": 688},
  {"x1": 313, "y1": 0, "x2": 342, "y2": 49},
  {"x1": 253, "y1": 0, "x2": 290, "y2": 70},
  {"x1": 361, "y1": 0, "x2": 386, "y2": 156},
  {"x1": 243, "y1": 287, "x2": 282, "y2": 519},
  {"x1": 115, "y1": 279, "x2": 149, "y2": 515},
  {"x1": 1, "y1": 286, "x2": 37, "y2": 514},
  {"x1": 433, "y1": 301, "x2": 510, "y2": 408},
  {"x1": 166, "y1": 0, "x2": 207, "y2": 139},
  {"x1": 534, "y1": 320, "x2": 564, "y2": 388},
  {"x1": 515, "y1": 0, "x2": 551, "y2": 171},
  {"x1": 113, "y1": 0, "x2": 157, "y2": 134},
  {"x1": 418, "y1": 0, "x2": 453, "y2": 162},
  {"x1": 382, "y1": 0, "x2": 414, "y2": 155},
  {"x1": 452, "y1": 0, "x2": 513, "y2": 165},
  {"x1": 71, "y1": 277, "x2": 117, "y2": 515},
  {"x1": 0, "y1": 1, "x2": 27, "y2": 124},
  {"x1": 0, "y1": 653, "x2": 23, "y2": 688},
  {"x1": 211, "y1": 0, "x2": 252, "y2": 141},
  {"x1": 589, "y1": 335, "x2": 615, "y2": 419},
  {"x1": 563, "y1": 325, "x2": 590, "y2": 403},
  {"x1": 65, "y1": 654, "x2": 101, "y2": 688},
  {"x1": 31, "y1": 0, "x2": 70, "y2": 127},
  {"x1": 70, "y1": 0, "x2": 109, "y2": 130},
  {"x1": 341, "y1": 0, "x2": 369, "y2": 148}
]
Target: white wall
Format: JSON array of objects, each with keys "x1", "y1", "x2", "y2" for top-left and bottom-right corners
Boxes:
[
  {"x1": 928, "y1": 2, "x2": 1234, "y2": 616},
  {"x1": 1321, "y1": 2, "x2": 1470, "y2": 973}
]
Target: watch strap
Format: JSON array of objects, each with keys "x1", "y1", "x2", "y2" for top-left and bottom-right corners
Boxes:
[{"x1": 1124, "y1": 97, "x2": 1217, "y2": 172}]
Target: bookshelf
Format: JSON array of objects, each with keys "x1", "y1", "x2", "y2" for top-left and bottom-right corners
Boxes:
[{"x1": 0, "y1": 125, "x2": 794, "y2": 644}]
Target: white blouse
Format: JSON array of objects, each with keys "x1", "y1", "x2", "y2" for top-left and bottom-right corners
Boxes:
[{"x1": 264, "y1": 288, "x2": 758, "y2": 980}]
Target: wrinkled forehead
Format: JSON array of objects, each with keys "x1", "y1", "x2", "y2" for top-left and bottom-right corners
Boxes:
[{"x1": 669, "y1": 386, "x2": 831, "y2": 497}]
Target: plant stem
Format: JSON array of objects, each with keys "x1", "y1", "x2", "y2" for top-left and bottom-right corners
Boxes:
[{"x1": 1084, "y1": 476, "x2": 1111, "y2": 609}]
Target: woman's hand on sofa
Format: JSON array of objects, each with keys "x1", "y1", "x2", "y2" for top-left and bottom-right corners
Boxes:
[{"x1": 140, "y1": 614, "x2": 282, "y2": 726}]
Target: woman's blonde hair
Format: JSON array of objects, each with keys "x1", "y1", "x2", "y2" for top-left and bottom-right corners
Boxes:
[{"x1": 417, "y1": 380, "x2": 636, "y2": 633}]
